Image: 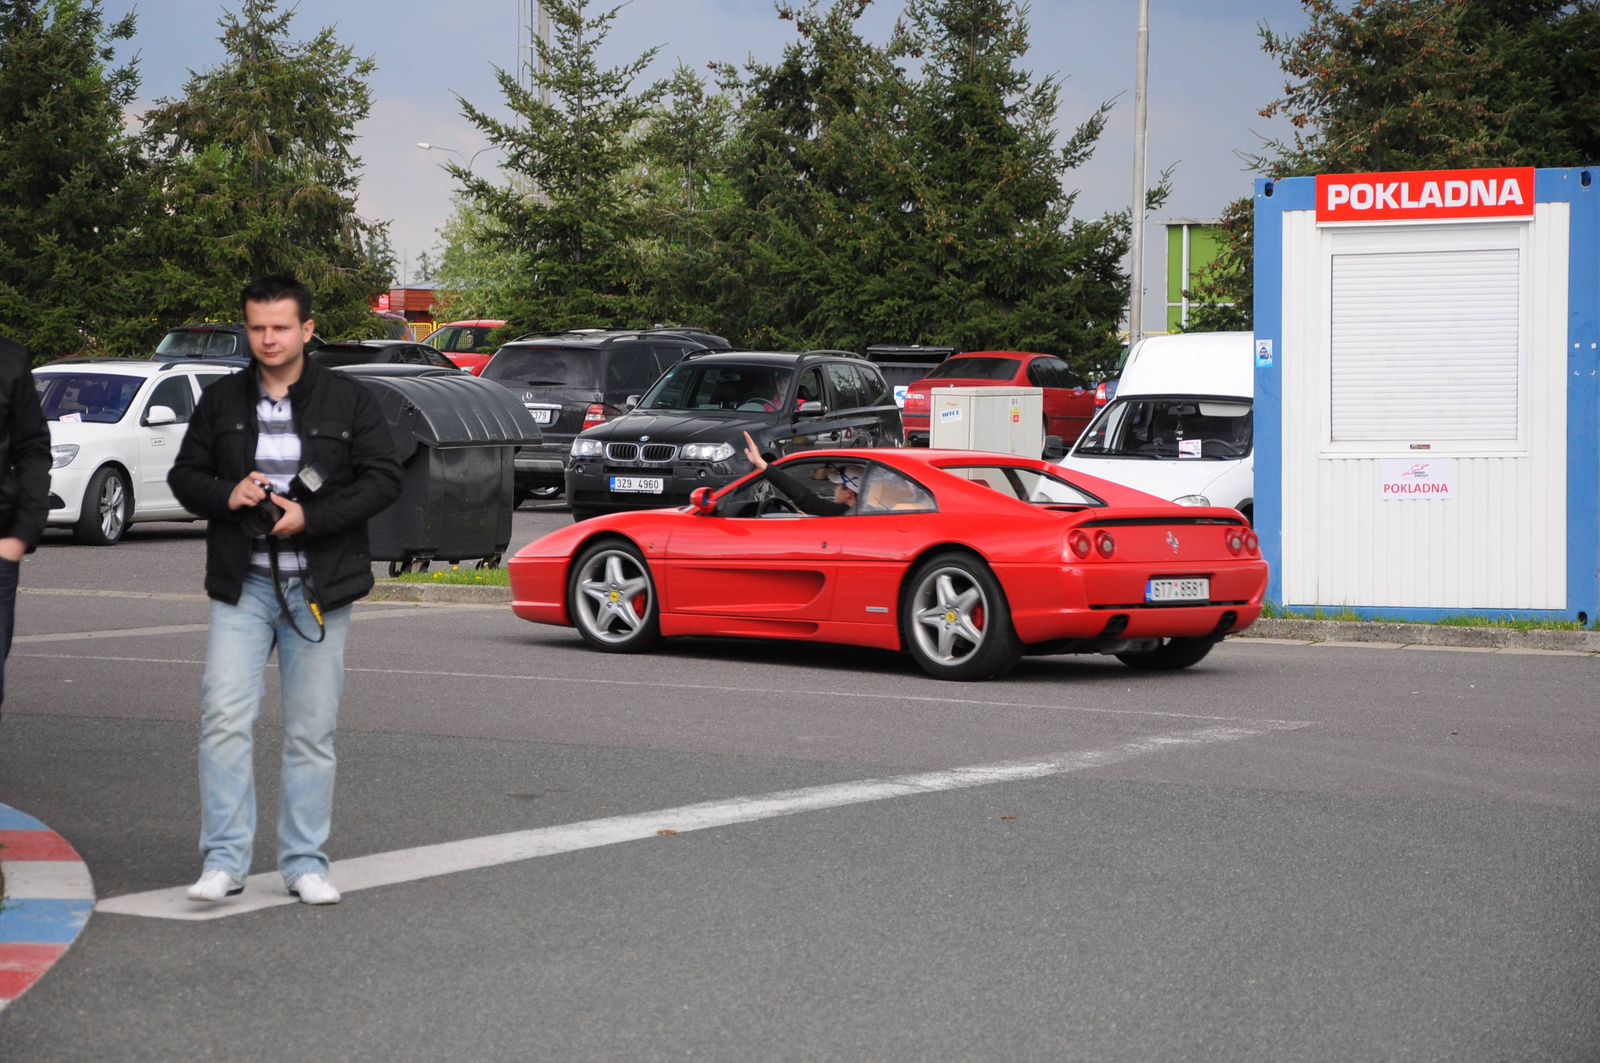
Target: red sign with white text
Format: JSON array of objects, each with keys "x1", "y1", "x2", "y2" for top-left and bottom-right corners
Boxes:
[{"x1": 1316, "y1": 167, "x2": 1535, "y2": 222}]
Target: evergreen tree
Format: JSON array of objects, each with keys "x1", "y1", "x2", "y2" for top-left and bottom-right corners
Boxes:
[
  {"x1": 719, "y1": 0, "x2": 1143, "y2": 373},
  {"x1": 1188, "y1": 0, "x2": 1600, "y2": 331},
  {"x1": 455, "y1": 0, "x2": 665, "y2": 332},
  {"x1": 0, "y1": 0, "x2": 158, "y2": 358},
  {"x1": 889, "y1": 0, "x2": 1138, "y2": 371},
  {"x1": 634, "y1": 62, "x2": 741, "y2": 329},
  {"x1": 143, "y1": 0, "x2": 389, "y2": 337},
  {"x1": 431, "y1": 193, "x2": 521, "y2": 322}
]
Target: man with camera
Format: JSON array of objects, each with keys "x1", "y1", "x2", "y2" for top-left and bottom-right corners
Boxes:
[{"x1": 170, "y1": 274, "x2": 401, "y2": 906}]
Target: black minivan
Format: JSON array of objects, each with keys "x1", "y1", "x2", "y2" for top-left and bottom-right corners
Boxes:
[
  {"x1": 481, "y1": 328, "x2": 729, "y2": 503},
  {"x1": 565, "y1": 350, "x2": 904, "y2": 520}
]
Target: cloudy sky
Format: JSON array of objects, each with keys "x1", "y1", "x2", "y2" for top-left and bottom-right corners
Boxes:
[{"x1": 106, "y1": 0, "x2": 1306, "y2": 329}]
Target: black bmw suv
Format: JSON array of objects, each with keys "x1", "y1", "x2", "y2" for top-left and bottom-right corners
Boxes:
[
  {"x1": 481, "y1": 327, "x2": 729, "y2": 504},
  {"x1": 565, "y1": 350, "x2": 904, "y2": 519}
]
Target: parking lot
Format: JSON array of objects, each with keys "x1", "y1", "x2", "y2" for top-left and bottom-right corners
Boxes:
[{"x1": 1, "y1": 504, "x2": 1597, "y2": 1062}]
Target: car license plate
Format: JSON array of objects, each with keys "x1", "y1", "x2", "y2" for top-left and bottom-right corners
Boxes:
[
  {"x1": 528, "y1": 408, "x2": 556, "y2": 424},
  {"x1": 609, "y1": 476, "x2": 664, "y2": 493},
  {"x1": 1146, "y1": 577, "x2": 1209, "y2": 603}
]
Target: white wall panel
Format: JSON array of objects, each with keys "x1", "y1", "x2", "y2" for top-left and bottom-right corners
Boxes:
[{"x1": 1280, "y1": 204, "x2": 1568, "y2": 610}]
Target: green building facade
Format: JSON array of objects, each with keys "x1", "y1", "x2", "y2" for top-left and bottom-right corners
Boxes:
[{"x1": 1163, "y1": 219, "x2": 1229, "y2": 333}]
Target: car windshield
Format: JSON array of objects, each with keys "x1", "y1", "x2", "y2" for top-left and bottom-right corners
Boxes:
[
  {"x1": 926, "y1": 357, "x2": 1019, "y2": 381},
  {"x1": 639, "y1": 364, "x2": 795, "y2": 412},
  {"x1": 483, "y1": 346, "x2": 602, "y2": 389},
  {"x1": 155, "y1": 329, "x2": 239, "y2": 357},
  {"x1": 310, "y1": 345, "x2": 380, "y2": 367},
  {"x1": 35, "y1": 373, "x2": 144, "y2": 424},
  {"x1": 941, "y1": 465, "x2": 1102, "y2": 506},
  {"x1": 1074, "y1": 397, "x2": 1253, "y2": 460},
  {"x1": 433, "y1": 326, "x2": 498, "y2": 353}
]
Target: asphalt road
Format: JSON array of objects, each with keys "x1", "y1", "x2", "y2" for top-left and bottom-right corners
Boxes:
[{"x1": 1, "y1": 506, "x2": 1596, "y2": 1062}]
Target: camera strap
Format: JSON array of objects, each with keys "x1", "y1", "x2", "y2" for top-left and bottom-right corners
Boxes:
[{"x1": 268, "y1": 537, "x2": 326, "y2": 643}]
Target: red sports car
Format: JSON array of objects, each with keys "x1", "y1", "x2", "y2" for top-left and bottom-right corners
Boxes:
[
  {"x1": 508, "y1": 449, "x2": 1265, "y2": 680},
  {"x1": 902, "y1": 351, "x2": 1096, "y2": 450}
]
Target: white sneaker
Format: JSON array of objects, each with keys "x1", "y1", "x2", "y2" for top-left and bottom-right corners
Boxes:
[
  {"x1": 288, "y1": 872, "x2": 341, "y2": 905},
  {"x1": 186, "y1": 869, "x2": 245, "y2": 902}
]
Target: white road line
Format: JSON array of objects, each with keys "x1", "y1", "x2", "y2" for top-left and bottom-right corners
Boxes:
[
  {"x1": 12, "y1": 605, "x2": 502, "y2": 644},
  {"x1": 95, "y1": 723, "x2": 1298, "y2": 922},
  {"x1": 15, "y1": 651, "x2": 1304, "y2": 726}
]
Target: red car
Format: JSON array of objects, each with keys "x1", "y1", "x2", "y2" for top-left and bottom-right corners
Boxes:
[
  {"x1": 901, "y1": 351, "x2": 1096, "y2": 449},
  {"x1": 424, "y1": 319, "x2": 506, "y2": 375},
  {"x1": 508, "y1": 448, "x2": 1266, "y2": 680}
]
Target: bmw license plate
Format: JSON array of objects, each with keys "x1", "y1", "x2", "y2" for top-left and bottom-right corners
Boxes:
[
  {"x1": 528, "y1": 408, "x2": 556, "y2": 424},
  {"x1": 609, "y1": 476, "x2": 664, "y2": 494},
  {"x1": 1146, "y1": 578, "x2": 1209, "y2": 603}
]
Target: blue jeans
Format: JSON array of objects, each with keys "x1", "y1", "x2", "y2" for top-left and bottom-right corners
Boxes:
[{"x1": 198, "y1": 571, "x2": 351, "y2": 885}]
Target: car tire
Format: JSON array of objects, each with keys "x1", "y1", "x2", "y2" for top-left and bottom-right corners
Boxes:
[
  {"x1": 1116, "y1": 636, "x2": 1220, "y2": 671},
  {"x1": 567, "y1": 539, "x2": 661, "y2": 653},
  {"x1": 73, "y1": 466, "x2": 131, "y2": 546},
  {"x1": 900, "y1": 551, "x2": 1021, "y2": 681}
]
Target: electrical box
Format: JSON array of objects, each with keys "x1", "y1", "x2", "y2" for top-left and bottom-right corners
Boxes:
[{"x1": 927, "y1": 386, "x2": 1044, "y2": 456}]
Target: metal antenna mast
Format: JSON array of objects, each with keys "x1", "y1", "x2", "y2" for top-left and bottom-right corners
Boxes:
[{"x1": 518, "y1": 1, "x2": 551, "y2": 106}]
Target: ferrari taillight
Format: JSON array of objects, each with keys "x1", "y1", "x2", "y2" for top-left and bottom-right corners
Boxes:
[
  {"x1": 1095, "y1": 531, "x2": 1116, "y2": 559},
  {"x1": 1225, "y1": 530, "x2": 1244, "y2": 555},
  {"x1": 1067, "y1": 531, "x2": 1092, "y2": 560},
  {"x1": 1244, "y1": 532, "x2": 1259, "y2": 555}
]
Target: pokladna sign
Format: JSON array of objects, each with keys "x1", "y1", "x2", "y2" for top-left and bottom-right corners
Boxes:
[
  {"x1": 1379, "y1": 458, "x2": 1455, "y2": 500},
  {"x1": 1317, "y1": 167, "x2": 1535, "y2": 223}
]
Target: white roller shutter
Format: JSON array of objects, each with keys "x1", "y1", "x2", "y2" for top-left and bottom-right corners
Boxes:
[{"x1": 1330, "y1": 247, "x2": 1520, "y2": 442}]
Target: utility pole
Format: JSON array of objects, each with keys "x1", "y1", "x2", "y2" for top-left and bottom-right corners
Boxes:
[{"x1": 1128, "y1": 0, "x2": 1151, "y2": 348}]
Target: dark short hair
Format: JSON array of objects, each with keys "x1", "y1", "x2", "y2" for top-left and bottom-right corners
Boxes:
[{"x1": 241, "y1": 273, "x2": 313, "y2": 323}]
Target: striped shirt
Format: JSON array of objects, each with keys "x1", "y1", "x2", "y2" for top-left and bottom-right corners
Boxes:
[{"x1": 249, "y1": 391, "x2": 307, "y2": 576}]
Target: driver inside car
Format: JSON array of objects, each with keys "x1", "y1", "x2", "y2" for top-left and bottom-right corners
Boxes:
[{"x1": 741, "y1": 431, "x2": 860, "y2": 516}]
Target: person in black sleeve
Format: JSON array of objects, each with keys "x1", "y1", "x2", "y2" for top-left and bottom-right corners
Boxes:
[
  {"x1": 169, "y1": 274, "x2": 402, "y2": 907},
  {"x1": 741, "y1": 431, "x2": 860, "y2": 516},
  {"x1": 0, "y1": 337, "x2": 53, "y2": 720}
]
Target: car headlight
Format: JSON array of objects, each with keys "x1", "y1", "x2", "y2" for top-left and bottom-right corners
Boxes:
[
  {"x1": 1172, "y1": 494, "x2": 1210, "y2": 507},
  {"x1": 51, "y1": 444, "x2": 78, "y2": 469},
  {"x1": 681, "y1": 441, "x2": 734, "y2": 463},
  {"x1": 570, "y1": 438, "x2": 603, "y2": 458}
]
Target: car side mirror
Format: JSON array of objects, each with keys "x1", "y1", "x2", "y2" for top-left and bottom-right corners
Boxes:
[
  {"x1": 796, "y1": 400, "x2": 824, "y2": 418},
  {"x1": 1042, "y1": 434, "x2": 1065, "y2": 461},
  {"x1": 688, "y1": 486, "x2": 716, "y2": 514},
  {"x1": 624, "y1": 394, "x2": 641, "y2": 411},
  {"x1": 144, "y1": 405, "x2": 178, "y2": 427}
]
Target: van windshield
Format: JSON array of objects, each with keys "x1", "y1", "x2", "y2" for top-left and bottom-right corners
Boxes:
[{"x1": 1074, "y1": 397, "x2": 1253, "y2": 460}]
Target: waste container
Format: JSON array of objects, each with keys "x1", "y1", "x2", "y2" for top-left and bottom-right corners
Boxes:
[
  {"x1": 339, "y1": 365, "x2": 543, "y2": 572},
  {"x1": 865, "y1": 345, "x2": 957, "y2": 407}
]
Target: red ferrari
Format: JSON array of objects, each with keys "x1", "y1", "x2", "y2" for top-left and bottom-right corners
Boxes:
[{"x1": 508, "y1": 449, "x2": 1267, "y2": 680}]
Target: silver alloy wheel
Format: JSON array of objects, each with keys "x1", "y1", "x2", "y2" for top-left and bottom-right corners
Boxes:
[
  {"x1": 910, "y1": 566, "x2": 990, "y2": 666},
  {"x1": 573, "y1": 549, "x2": 652, "y2": 644},
  {"x1": 99, "y1": 474, "x2": 127, "y2": 540}
]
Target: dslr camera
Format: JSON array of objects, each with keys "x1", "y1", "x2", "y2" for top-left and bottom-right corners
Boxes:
[{"x1": 238, "y1": 465, "x2": 327, "y2": 539}]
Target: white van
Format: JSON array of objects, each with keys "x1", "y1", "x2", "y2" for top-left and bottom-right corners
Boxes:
[{"x1": 1058, "y1": 331, "x2": 1254, "y2": 523}]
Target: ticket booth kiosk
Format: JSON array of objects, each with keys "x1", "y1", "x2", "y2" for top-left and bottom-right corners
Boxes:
[{"x1": 1253, "y1": 166, "x2": 1599, "y2": 621}]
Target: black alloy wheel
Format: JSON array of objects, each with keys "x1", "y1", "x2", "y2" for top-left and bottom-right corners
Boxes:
[
  {"x1": 899, "y1": 551, "x2": 1022, "y2": 681},
  {"x1": 1115, "y1": 636, "x2": 1221, "y2": 671}
]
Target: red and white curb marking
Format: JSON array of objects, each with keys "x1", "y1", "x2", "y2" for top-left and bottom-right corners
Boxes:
[{"x1": 0, "y1": 805, "x2": 93, "y2": 1012}]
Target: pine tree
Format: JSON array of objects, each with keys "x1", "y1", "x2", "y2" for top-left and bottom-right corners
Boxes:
[
  {"x1": 0, "y1": 0, "x2": 158, "y2": 358},
  {"x1": 455, "y1": 0, "x2": 665, "y2": 332},
  {"x1": 143, "y1": 0, "x2": 390, "y2": 338}
]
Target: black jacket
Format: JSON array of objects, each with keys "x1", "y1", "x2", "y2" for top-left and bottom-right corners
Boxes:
[
  {"x1": 169, "y1": 356, "x2": 403, "y2": 611},
  {"x1": 0, "y1": 338, "x2": 52, "y2": 550},
  {"x1": 760, "y1": 464, "x2": 850, "y2": 517}
]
